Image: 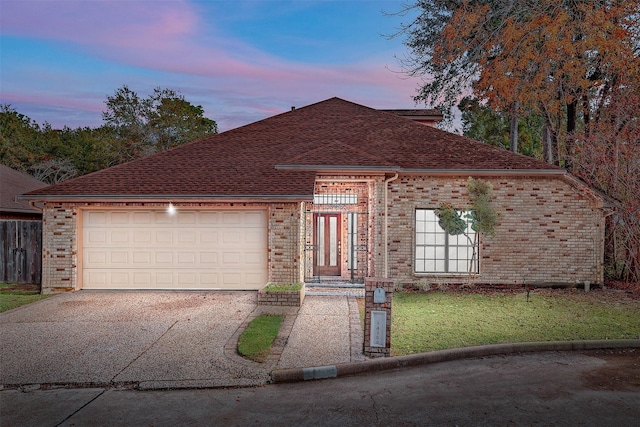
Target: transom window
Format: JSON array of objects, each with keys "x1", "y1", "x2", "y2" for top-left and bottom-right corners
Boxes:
[
  {"x1": 313, "y1": 194, "x2": 358, "y2": 205},
  {"x1": 415, "y1": 209, "x2": 478, "y2": 274}
]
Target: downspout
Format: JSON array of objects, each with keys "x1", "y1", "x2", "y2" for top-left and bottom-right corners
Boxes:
[
  {"x1": 383, "y1": 173, "x2": 398, "y2": 278},
  {"x1": 29, "y1": 200, "x2": 44, "y2": 212}
]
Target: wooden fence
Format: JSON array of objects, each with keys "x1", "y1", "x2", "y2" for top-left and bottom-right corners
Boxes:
[{"x1": 0, "y1": 220, "x2": 42, "y2": 284}]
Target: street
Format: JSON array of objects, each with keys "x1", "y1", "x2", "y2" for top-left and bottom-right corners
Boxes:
[{"x1": 2, "y1": 349, "x2": 638, "y2": 426}]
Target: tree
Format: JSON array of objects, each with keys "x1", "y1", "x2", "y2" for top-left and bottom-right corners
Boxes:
[
  {"x1": 1, "y1": 86, "x2": 218, "y2": 182},
  {"x1": 103, "y1": 86, "x2": 218, "y2": 162},
  {"x1": 436, "y1": 177, "x2": 500, "y2": 285},
  {"x1": 30, "y1": 158, "x2": 78, "y2": 184},
  {"x1": 569, "y1": 72, "x2": 640, "y2": 287},
  {"x1": 459, "y1": 97, "x2": 543, "y2": 158},
  {"x1": 0, "y1": 105, "x2": 52, "y2": 171},
  {"x1": 398, "y1": 0, "x2": 640, "y2": 168}
]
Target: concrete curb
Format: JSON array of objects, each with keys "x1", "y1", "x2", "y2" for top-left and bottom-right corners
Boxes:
[{"x1": 270, "y1": 339, "x2": 640, "y2": 383}]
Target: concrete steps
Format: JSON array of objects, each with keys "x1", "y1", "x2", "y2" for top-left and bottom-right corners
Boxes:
[{"x1": 305, "y1": 282, "x2": 365, "y2": 297}]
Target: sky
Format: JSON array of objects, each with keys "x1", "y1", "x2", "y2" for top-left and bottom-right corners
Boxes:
[{"x1": 0, "y1": 0, "x2": 426, "y2": 132}]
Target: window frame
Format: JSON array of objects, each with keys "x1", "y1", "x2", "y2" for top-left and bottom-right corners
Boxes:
[{"x1": 414, "y1": 208, "x2": 479, "y2": 274}]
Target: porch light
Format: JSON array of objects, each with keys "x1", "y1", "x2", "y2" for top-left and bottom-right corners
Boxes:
[{"x1": 167, "y1": 202, "x2": 176, "y2": 215}]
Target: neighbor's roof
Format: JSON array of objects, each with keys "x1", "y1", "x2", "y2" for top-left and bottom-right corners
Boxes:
[
  {"x1": 0, "y1": 165, "x2": 48, "y2": 213},
  {"x1": 24, "y1": 97, "x2": 563, "y2": 200}
]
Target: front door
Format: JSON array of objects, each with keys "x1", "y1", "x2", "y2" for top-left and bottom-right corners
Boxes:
[{"x1": 313, "y1": 213, "x2": 341, "y2": 276}]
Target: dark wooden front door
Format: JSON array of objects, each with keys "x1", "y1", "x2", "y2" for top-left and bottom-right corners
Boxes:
[{"x1": 313, "y1": 213, "x2": 341, "y2": 276}]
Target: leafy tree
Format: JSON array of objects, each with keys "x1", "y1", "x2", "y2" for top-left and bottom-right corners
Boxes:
[
  {"x1": 103, "y1": 86, "x2": 218, "y2": 161},
  {"x1": 0, "y1": 105, "x2": 51, "y2": 170},
  {"x1": 56, "y1": 126, "x2": 118, "y2": 176},
  {"x1": 436, "y1": 177, "x2": 500, "y2": 284},
  {"x1": 397, "y1": 0, "x2": 640, "y2": 168},
  {"x1": 458, "y1": 97, "x2": 543, "y2": 158},
  {"x1": 1, "y1": 86, "x2": 218, "y2": 182}
]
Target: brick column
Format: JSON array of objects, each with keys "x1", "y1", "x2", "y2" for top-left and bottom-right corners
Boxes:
[{"x1": 363, "y1": 277, "x2": 394, "y2": 357}]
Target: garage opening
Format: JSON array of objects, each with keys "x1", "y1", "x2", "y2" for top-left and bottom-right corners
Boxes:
[{"x1": 81, "y1": 209, "x2": 267, "y2": 290}]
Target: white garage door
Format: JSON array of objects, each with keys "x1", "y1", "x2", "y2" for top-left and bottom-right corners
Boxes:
[{"x1": 82, "y1": 209, "x2": 267, "y2": 290}]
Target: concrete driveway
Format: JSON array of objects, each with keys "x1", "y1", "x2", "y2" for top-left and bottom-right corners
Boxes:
[
  {"x1": 0, "y1": 291, "x2": 363, "y2": 390},
  {"x1": 0, "y1": 291, "x2": 276, "y2": 389}
]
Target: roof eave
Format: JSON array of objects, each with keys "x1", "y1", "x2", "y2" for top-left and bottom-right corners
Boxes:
[
  {"x1": 400, "y1": 168, "x2": 567, "y2": 176},
  {"x1": 276, "y1": 165, "x2": 566, "y2": 177},
  {"x1": 19, "y1": 194, "x2": 313, "y2": 203}
]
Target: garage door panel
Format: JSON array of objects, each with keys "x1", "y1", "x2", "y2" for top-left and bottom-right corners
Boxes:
[
  {"x1": 155, "y1": 231, "x2": 173, "y2": 244},
  {"x1": 132, "y1": 252, "x2": 151, "y2": 264},
  {"x1": 86, "y1": 230, "x2": 107, "y2": 244},
  {"x1": 200, "y1": 231, "x2": 218, "y2": 244},
  {"x1": 110, "y1": 212, "x2": 130, "y2": 224},
  {"x1": 156, "y1": 252, "x2": 173, "y2": 264},
  {"x1": 82, "y1": 209, "x2": 267, "y2": 290},
  {"x1": 112, "y1": 251, "x2": 130, "y2": 264},
  {"x1": 200, "y1": 252, "x2": 218, "y2": 265}
]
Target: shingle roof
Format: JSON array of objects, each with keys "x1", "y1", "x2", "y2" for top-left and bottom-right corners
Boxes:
[
  {"x1": 0, "y1": 165, "x2": 48, "y2": 213},
  {"x1": 25, "y1": 97, "x2": 563, "y2": 200}
]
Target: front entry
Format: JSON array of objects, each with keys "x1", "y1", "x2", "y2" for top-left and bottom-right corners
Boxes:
[{"x1": 313, "y1": 213, "x2": 341, "y2": 276}]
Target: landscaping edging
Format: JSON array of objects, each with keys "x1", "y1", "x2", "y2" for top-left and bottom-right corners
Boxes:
[
  {"x1": 270, "y1": 339, "x2": 640, "y2": 383},
  {"x1": 258, "y1": 284, "x2": 305, "y2": 307}
]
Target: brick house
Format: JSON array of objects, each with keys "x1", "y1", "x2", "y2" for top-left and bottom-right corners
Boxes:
[{"x1": 23, "y1": 98, "x2": 607, "y2": 293}]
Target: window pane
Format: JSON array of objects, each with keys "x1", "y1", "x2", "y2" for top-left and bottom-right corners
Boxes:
[
  {"x1": 425, "y1": 232, "x2": 436, "y2": 244},
  {"x1": 329, "y1": 216, "x2": 337, "y2": 266},
  {"x1": 415, "y1": 209, "x2": 479, "y2": 274},
  {"x1": 424, "y1": 246, "x2": 434, "y2": 260},
  {"x1": 456, "y1": 260, "x2": 468, "y2": 273},
  {"x1": 317, "y1": 216, "x2": 325, "y2": 266}
]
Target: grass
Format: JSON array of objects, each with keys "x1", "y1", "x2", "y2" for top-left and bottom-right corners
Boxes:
[
  {"x1": 0, "y1": 283, "x2": 49, "y2": 313},
  {"x1": 262, "y1": 283, "x2": 302, "y2": 291},
  {"x1": 237, "y1": 313, "x2": 285, "y2": 363},
  {"x1": 391, "y1": 290, "x2": 640, "y2": 356}
]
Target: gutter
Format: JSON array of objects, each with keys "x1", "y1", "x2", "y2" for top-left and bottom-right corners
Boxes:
[
  {"x1": 276, "y1": 164, "x2": 566, "y2": 177},
  {"x1": 19, "y1": 194, "x2": 314, "y2": 203}
]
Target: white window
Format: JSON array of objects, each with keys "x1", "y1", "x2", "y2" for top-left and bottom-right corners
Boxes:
[
  {"x1": 313, "y1": 194, "x2": 357, "y2": 205},
  {"x1": 415, "y1": 209, "x2": 478, "y2": 274},
  {"x1": 347, "y1": 213, "x2": 357, "y2": 270}
]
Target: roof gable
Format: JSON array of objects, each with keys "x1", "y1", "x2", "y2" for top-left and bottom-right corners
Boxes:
[{"x1": 25, "y1": 97, "x2": 563, "y2": 199}]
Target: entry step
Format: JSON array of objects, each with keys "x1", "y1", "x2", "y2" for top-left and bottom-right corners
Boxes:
[{"x1": 305, "y1": 285, "x2": 365, "y2": 297}]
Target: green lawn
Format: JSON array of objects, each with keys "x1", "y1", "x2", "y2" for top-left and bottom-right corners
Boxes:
[
  {"x1": 237, "y1": 314, "x2": 285, "y2": 363},
  {"x1": 391, "y1": 291, "x2": 640, "y2": 356},
  {"x1": 0, "y1": 283, "x2": 48, "y2": 313}
]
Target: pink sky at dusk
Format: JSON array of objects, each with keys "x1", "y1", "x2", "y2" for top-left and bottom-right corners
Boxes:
[{"x1": 1, "y1": 0, "x2": 426, "y2": 131}]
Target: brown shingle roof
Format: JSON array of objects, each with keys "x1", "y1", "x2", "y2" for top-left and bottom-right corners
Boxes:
[
  {"x1": 25, "y1": 97, "x2": 562, "y2": 200},
  {"x1": 0, "y1": 165, "x2": 48, "y2": 213}
]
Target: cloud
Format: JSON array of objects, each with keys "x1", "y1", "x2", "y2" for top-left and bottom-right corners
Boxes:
[
  {"x1": 1, "y1": 0, "x2": 198, "y2": 49},
  {"x1": 1, "y1": 0, "x2": 421, "y2": 131}
]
